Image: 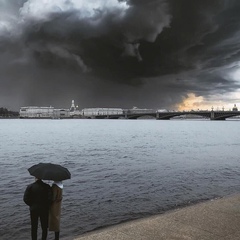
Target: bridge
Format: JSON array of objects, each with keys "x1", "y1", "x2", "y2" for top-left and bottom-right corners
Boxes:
[{"x1": 94, "y1": 110, "x2": 240, "y2": 120}]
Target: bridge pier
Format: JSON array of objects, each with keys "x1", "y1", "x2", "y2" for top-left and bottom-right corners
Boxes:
[{"x1": 210, "y1": 111, "x2": 228, "y2": 120}]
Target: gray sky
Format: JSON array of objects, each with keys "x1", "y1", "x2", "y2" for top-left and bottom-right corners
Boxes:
[{"x1": 1, "y1": 0, "x2": 240, "y2": 111}]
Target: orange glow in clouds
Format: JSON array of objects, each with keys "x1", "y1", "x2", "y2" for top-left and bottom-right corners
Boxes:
[
  {"x1": 176, "y1": 93, "x2": 238, "y2": 111},
  {"x1": 177, "y1": 93, "x2": 212, "y2": 111}
]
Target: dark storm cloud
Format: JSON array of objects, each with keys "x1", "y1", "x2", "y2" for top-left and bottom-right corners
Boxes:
[{"x1": 1, "y1": 0, "x2": 240, "y2": 110}]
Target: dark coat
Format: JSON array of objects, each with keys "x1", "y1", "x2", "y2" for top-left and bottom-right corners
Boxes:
[
  {"x1": 49, "y1": 184, "x2": 62, "y2": 232},
  {"x1": 23, "y1": 179, "x2": 52, "y2": 211}
]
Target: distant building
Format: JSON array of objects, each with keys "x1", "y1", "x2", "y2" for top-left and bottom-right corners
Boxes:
[
  {"x1": 69, "y1": 100, "x2": 82, "y2": 117},
  {"x1": 232, "y1": 104, "x2": 238, "y2": 111},
  {"x1": 70, "y1": 100, "x2": 75, "y2": 112},
  {"x1": 53, "y1": 109, "x2": 70, "y2": 118},
  {"x1": 19, "y1": 106, "x2": 70, "y2": 118},
  {"x1": 126, "y1": 107, "x2": 155, "y2": 114},
  {"x1": 156, "y1": 109, "x2": 168, "y2": 112},
  {"x1": 20, "y1": 106, "x2": 54, "y2": 118},
  {"x1": 82, "y1": 108, "x2": 123, "y2": 117}
]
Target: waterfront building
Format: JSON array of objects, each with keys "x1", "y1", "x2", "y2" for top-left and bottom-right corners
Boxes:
[
  {"x1": 156, "y1": 109, "x2": 168, "y2": 113},
  {"x1": 53, "y1": 109, "x2": 70, "y2": 118},
  {"x1": 19, "y1": 106, "x2": 70, "y2": 118},
  {"x1": 70, "y1": 100, "x2": 75, "y2": 112},
  {"x1": 82, "y1": 108, "x2": 123, "y2": 117},
  {"x1": 69, "y1": 100, "x2": 82, "y2": 117},
  {"x1": 232, "y1": 104, "x2": 238, "y2": 111},
  {"x1": 20, "y1": 106, "x2": 54, "y2": 118},
  {"x1": 126, "y1": 107, "x2": 155, "y2": 114}
]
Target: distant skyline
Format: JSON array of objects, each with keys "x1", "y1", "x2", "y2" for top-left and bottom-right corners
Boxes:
[
  {"x1": 13, "y1": 98, "x2": 239, "y2": 112},
  {"x1": 1, "y1": 1, "x2": 240, "y2": 111}
]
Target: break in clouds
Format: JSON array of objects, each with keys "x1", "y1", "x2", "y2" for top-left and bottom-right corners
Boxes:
[{"x1": 1, "y1": 0, "x2": 240, "y2": 110}]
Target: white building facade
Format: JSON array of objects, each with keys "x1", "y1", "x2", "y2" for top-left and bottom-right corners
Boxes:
[
  {"x1": 82, "y1": 108, "x2": 123, "y2": 117},
  {"x1": 19, "y1": 106, "x2": 70, "y2": 118}
]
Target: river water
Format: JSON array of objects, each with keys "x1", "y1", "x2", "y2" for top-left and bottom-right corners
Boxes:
[{"x1": 1, "y1": 119, "x2": 240, "y2": 239}]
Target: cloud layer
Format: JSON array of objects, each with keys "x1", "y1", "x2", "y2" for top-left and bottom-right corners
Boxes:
[{"x1": 1, "y1": 0, "x2": 240, "y2": 110}]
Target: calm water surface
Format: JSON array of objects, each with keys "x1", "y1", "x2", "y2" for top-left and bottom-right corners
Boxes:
[{"x1": 1, "y1": 119, "x2": 240, "y2": 239}]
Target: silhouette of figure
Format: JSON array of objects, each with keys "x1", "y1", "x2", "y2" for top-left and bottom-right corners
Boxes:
[{"x1": 24, "y1": 178, "x2": 52, "y2": 240}]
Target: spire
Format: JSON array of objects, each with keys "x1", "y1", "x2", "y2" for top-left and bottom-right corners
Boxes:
[{"x1": 70, "y1": 100, "x2": 75, "y2": 111}]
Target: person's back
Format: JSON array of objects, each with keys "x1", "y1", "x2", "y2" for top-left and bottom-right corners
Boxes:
[
  {"x1": 24, "y1": 179, "x2": 51, "y2": 210},
  {"x1": 24, "y1": 178, "x2": 52, "y2": 240},
  {"x1": 49, "y1": 181, "x2": 63, "y2": 240}
]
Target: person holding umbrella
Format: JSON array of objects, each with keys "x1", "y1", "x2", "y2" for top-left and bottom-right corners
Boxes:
[
  {"x1": 25, "y1": 163, "x2": 71, "y2": 240},
  {"x1": 23, "y1": 177, "x2": 52, "y2": 240},
  {"x1": 49, "y1": 181, "x2": 63, "y2": 240}
]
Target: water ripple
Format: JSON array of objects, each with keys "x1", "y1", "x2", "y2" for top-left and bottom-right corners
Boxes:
[{"x1": 1, "y1": 119, "x2": 240, "y2": 239}]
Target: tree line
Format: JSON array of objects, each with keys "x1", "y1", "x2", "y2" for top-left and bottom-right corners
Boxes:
[{"x1": 0, "y1": 107, "x2": 19, "y2": 117}]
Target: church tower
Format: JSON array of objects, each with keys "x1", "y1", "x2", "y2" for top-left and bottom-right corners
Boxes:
[{"x1": 70, "y1": 100, "x2": 75, "y2": 111}]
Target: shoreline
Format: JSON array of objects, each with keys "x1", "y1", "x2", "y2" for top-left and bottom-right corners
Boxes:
[{"x1": 72, "y1": 193, "x2": 240, "y2": 240}]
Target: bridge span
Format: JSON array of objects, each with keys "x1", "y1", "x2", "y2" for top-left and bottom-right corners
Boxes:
[{"x1": 95, "y1": 110, "x2": 240, "y2": 120}]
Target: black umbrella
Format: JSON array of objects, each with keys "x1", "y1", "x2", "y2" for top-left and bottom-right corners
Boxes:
[{"x1": 28, "y1": 163, "x2": 71, "y2": 181}]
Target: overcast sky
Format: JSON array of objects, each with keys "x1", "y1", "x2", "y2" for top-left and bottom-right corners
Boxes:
[{"x1": 1, "y1": 0, "x2": 240, "y2": 111}]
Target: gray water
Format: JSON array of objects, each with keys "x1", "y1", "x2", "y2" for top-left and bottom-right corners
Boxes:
[{"x1": 1, "y1": 119, "x2": 240, "y2": 240}]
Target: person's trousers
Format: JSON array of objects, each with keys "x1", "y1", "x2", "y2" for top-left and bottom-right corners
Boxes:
[
  {"x1": 55, "y1": 231, "x2": 60, "y2": 240},
  {"x1": 30, "y1": 209, "x2": 48, "y2": 240}
]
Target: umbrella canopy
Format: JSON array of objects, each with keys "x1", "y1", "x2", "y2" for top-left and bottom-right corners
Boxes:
[{"x1": 28, "y1": 163, "x2": 71, "y2": 181}]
